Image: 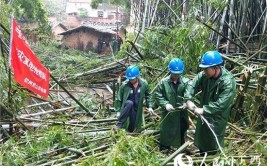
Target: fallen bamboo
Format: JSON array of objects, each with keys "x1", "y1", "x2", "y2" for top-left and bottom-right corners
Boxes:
[
  {"x1": 56, "y1": 145, "x2": 110, "y2": 165},
  {"x1": 19, "y1": 117, "x2": 86, "y2": 127},
  {"x1": 243, "y1": 130, "x2": 267, "y2": 154},
  {"x1": 19, "y1": 106, "x2": 78, "y2": 118},
  {"x1": 26, "y1": 136, "x2": 111, "y2": 163},
  {"x1": 224, "y1": 137, "x2": 245, "y2": 141},
  {"x1": 28, "y1": 94, "x2": 62, "y2": 108},
  {"x1": 0, "y1": 102, "x2": 30, "y2": 131},
  {"x1": 70, "y1": 58, "x2": 126, "y2": 78},
  {"x1": 221, "y1": 54, "x2": 249, "y2": 69},
  {"x1": 126, "y1": 40, "x2": 144, "y2": 60},
  {"x1": 68, "y1": 128, "x2": 110, "y2": 134},
  {"x1": 38, "y1": 144, "x2": 110, "y2": 166},
  {"x1": 58, "y1": 118, "x2": 117, "y2": 124},
  {"x1": 161, "y1": 141, "x2": 192, "y2": 166},
  {"x1": 23, "y1": 101, "x2": 50, "y2": 108},
  {"x1": 50, "y1": 74, "x2": 94, "y2": 117},
  {"x1": 67, "y1": 148, "x2": 86, "y2": 157},
  {"x1": 126, "y1": 51, "x2": 141, "y2": 62}
]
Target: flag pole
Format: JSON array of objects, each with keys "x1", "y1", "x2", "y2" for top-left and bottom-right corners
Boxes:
[
  {"x1": 8, "y1": 16, "x2": 14, "y2": 134},
  {"x1": 0, "y1": 19, "x2": 30, "y2": 131}
]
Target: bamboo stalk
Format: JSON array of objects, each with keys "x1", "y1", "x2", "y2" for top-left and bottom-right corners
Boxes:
[
  {"x1": 161, "y1": 0, "x2": 180, "y2": 21},
  {"x1": 19, "y1": 106, "x2": 77, "y2": 118},
  {"x1": 243, "y1": 131, "x2": 267, "y2": 154},
  {"x1": 226, "y1": 0, "x2": 234, "y2": 54},
  {"x1": 231, "y1": 71, "x2": 251, "y2": 120},
  {"x1": 26, "y1": 136, "x2": 111, "y2": 163},
  {"x1": 68, "y1": 128, "x2": 110, "y2": 134},
  {"x1": 0, "y1": 102, "x2": 30, "y2": 131},
  {"x1": 19, "y1": 117, "x2": 85, "y2": 127},
  {"x1": 245, "y1": 7, "x2": 267, "y2": 45},
  {"x1": 216, "y1": 5, "x2": 228, "y2": 50},
  {"x1": 196, "y1": 17, "x2": 246, "y2": 51},
  {"x1": 61, "y1": 58, "x2": 126, "y2": 79},
  {"x1": 126, "y1": 52, "x2": 141, "y2": 61},
  {"x1": 251, "y1": 67, "x2": 267, "y2": 126},
  {"x1": 50, "y1": 75, "x2": 94, "y2": 117},
  {"x1": 221, "y1": 53, "x2": 249, "y2": 69},
  {"x1": 57, "y1": 145, "x2": 110, "y2": 165},
  {"x1": 161, "y1": 141, "x2": 192, "y2": 166},
  {"x1": 126, "y1": 40, "x2": 144, "y2": 60},
  {"x1": 149, "y1": 0, "x2": 160, "y2": 26}
]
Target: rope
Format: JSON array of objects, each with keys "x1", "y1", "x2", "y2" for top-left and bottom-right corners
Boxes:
[
  {"x1": 199, "y1": 114, "x2": 227, "y2": 158},
  {"x1": 162, "y1": 106, "x2": 228, "y2": 157}
]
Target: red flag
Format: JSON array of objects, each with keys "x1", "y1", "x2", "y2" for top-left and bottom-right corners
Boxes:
[{"x1": 9, "y1": 18, "x2": 50, "y2": 98}]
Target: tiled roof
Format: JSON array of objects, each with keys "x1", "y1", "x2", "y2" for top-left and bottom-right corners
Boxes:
[{"x1": 59, "y1": 25, "x2": 116, "y2": 35}]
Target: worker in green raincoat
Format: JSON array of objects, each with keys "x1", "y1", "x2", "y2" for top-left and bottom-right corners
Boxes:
[
  {"x1": 115, "y1": 65, "x2": 154, "y2": 132},
  {"x1": 156, "y1": 58, "x2": 190, "y2": 150},
  {"x1": 184, "y1": 51, "x2": 236, "y2": 155},
  {"x1": 110, "y1": 37, "x2": 118, "y2": 55}
]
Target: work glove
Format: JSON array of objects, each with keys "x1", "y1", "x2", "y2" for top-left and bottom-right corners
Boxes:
[
  {"x1": 194, "y1": 107, "x2": 204, "y2": 115},
  {"x1": 147, "y1": 108, "x2": 154, "y2": 115},
  {"x1": 116, "y1": 112, "x2": 120, "y2": 118},
  {"x1": 185, "y1": 100, "x2": 197, "y2": 111},
  {"x1": 165, "y1": 104, "x2": 175, "y2": 111}
]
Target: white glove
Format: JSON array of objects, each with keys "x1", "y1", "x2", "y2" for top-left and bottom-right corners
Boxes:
[
  {"x1": 186, "y1": 100, "x2": 197, "y2": 111},
  {"x1": 116, "y1": 112, "x2": 120, "y2": 118},
  {"x1": 147, "y1": 108, "x2": 154, "y2": 115},
  {"x1": 165, "y1": 104, "x2": 175, "y2": 111},
  {"x1": 194, "y1": 107, "x2": 204, "y2": 115}
]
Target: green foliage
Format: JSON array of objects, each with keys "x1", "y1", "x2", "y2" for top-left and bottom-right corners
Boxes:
[
  {"x1": 79, "y1": 131, "x2": 163, "y2": 165},
  {"x1": 0, "y1": 0, "x2": 12, "y2": 28},
  {"x1": 91, "y1": 0, "x2": 102, "y2": 9},
  {"x1": 72, "y1": 93, "x2": 98, "y2": 112},
  {"x1": 77, "y1": 8, "x2": 89, "y2": 19},
  {"x1": 106, "y1": 132, "x2": 162, "y2": 165},
  {"x1": 0, "y1": 126, "x2": 81, "y2": 165},
  {"x1": 251, "y1": 136, "x2": 267, "y2": 159},
  {"x1": 110, "y1": 0, "x2": 130, "y2": 8},
  {"x1": 34, "y1": 42, "x2": 109, "y2": 80},
  {"x1": 0, "y1": 0, "x2": 51, "y2": 40},
  {"x1": 141, "y1": 22, "x2": 214, "y2": 73},
  {"x1": 207, "y1": 0, "x2": 228, "y2": 9},
  {"x1": 0, "y1": 56, "x2": 28, "y2": 114},
  {"x1": 115, "y1": 32, "x2": 135, "y2": 59},
  {"x1": 12, "y1": 0, "x2": 48, "y2": 23}
]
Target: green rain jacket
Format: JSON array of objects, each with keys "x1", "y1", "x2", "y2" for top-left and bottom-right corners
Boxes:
[
  {"x1": 184, "y1": 67, "x2": 236, "y2": 152},
  {"x1": 115, "y1": 78, "x2": 153, "y2": 131},
  {"x1": 156, "y1": 76, "x2": 190, "y2": 147}
]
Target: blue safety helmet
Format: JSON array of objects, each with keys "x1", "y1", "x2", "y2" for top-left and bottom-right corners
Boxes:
[
  {"x1": 125, "y1": 65, "x2": 140, "y2": 79},
  {"x1": 168, "y1": 58, "x2": 184, "y2": 74},
  {"x1": 199, "y1": 51, "x2": 223, "y2": 68}
]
